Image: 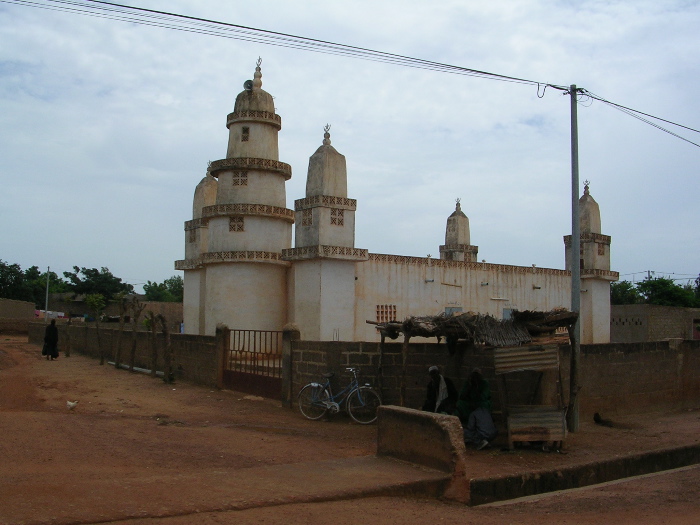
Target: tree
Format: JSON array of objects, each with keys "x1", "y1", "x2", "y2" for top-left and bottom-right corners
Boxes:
[
  {"x1": 0, "y1": 260, "x2": 26, "y2": 301},
  {"x1": 636, "y1": 276, "x2": 698, "y2": 307},
  {"x1": 63, "y1": 266, "x2": 133, "y2": 302},
  {"x1": 143, "y1": 275, "x2": 183, "y2": 302},
  {"x1": 610, "y1": 281, "x2": 641, "y2": 305},
  {"x1": 85, "y1": 293, "x2": 107, "y2": 365}
]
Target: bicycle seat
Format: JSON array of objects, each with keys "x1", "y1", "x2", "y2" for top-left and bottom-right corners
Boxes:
[{"x1": 322, "y1": 372, "x2": 334, "y2": 379}]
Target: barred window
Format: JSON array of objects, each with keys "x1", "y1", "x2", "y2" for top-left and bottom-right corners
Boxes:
[
  {"x1": 376, "y1": 304, "x2": 397, "y2": 323},
  {"x1": 229, "y1": 216, "x2": 244, "y2": 232},
  {"x1": 232, "y1": 171, "x2": 248, "y2": 186},
  {"x1": 241, "y1": 126, "x2": 249, "y2": 142}
]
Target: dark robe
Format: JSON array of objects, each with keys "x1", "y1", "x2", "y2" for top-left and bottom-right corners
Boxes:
[{"x1": 44, "y1": 322, "x2": 59, "y2": 359}]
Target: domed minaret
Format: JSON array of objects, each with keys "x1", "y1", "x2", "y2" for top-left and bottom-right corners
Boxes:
[
  {"x1": 439, "y1": 199, "x2": 478, "y2": 262},
  {"x1": 176, "y1": 59, "x2": 294, "y2": 335},
  {"x1": 283, "y1": 126, "x2": 368, "y2": 341},
  {"x1": 564, "y1": 181, "x2": 618, "y2": 343}
]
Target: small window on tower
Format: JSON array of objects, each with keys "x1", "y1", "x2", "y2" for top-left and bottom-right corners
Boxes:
[
  {"x1": 241, "y1": 127, "x2": 250, "y2": 142},
  {"x1": 229, "y1": 216, "x2": 244, "y2": 232}
]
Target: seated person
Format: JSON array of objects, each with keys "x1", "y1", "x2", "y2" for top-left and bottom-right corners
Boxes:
[
  {"x1": 454, "y1": 368, "x2": 498, "y2": 450},
  {"x1": 422, "y1": 365, "x2": 458, "y2": 414}
]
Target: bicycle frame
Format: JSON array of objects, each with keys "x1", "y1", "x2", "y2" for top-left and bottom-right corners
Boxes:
[{"x1": 312, "y1": 368, "x2": 362, "y2": 413}]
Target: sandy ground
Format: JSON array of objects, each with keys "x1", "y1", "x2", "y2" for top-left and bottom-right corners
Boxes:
[{"x1": 1, "y1": 334, "x2": 699, "y2": 524}]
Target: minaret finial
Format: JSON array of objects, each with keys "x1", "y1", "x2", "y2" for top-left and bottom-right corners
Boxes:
[
  {"x1": 455, "y1": 197, "x2": 461, "y2": 211},
  {"x1": 323, "y1": 124, "x2": 331, "y2": 146},
  {"x1": 253, "y1": 57, "x2": 263, "y2": 89},
  {"x1": 583, "y1": 180, "x2": 590, "y2": 195}
]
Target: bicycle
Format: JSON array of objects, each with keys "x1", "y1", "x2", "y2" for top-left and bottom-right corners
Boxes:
[{"x1": 297, "y1": 367, "x2": 382, "y2": 424}]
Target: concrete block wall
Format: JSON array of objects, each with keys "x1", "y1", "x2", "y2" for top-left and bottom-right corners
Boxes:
[
  {"x1": 0, "y1": 298, "x2": 36, "y2": 318},
  {"x1": 292, "y1": 339, "x2": 700, "y2": 419}
]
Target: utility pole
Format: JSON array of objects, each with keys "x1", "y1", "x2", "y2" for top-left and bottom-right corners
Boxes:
[
  {"x1": 44, "y1": 266, "x2": 50, "y2": 324},
  {"x1": 569, "y1": 85, "x2": 581, "y2": 432}
]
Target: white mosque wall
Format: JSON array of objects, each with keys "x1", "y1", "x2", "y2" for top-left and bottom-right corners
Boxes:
[
  {"x1": 182, "y1": 269, "x2": 204, "y2": 335},
  {"x1": 203, "y1": 262, "x2": 288, "y2": 334},
  {"x1": 215, "y1": 171, "x2": 288, "y2": 207},
  {"x1": 353, "y1": 255, "x2": 572, "y2": 342},
  {"x1": 226, "y1": 121, "x2": 279, "y2": 160},
  {"x1": 288, "y1": 259, "x2": 356, "y2": 341},
  {"x1": 206, "y1": 216, "x2": 292, "y2": 253},
  {"x1": 581, "y1": 278, "x2": 612, "y2": 344}
]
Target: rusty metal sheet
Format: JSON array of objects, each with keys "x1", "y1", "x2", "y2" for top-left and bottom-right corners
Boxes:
[{"x1": 493, "y1": 344, "x2": 560, "y2": 374}]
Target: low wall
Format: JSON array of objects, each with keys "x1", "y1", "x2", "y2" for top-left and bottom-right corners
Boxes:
[
  {"x1": 292, "y1": 339, "x2": 700, "y2": 419},
  {"x1": 28, "y1": 322, "x2": 221, "y2": 388},
  {"x1": 0, "y1": 318, "x2": 32, "y2": 334},
  {"x1": 377, "y1": 405, "x2": 469, "y2": 503},
  {"x1": 25, "y1": 323, "x2": 700, "y2": 417}
]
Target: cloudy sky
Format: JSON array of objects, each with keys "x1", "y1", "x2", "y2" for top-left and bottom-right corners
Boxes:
[{"x1": 1, "y1": 0, "x2": 698, "y2": 293}]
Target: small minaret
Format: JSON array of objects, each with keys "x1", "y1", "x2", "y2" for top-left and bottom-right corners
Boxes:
[
  {"x1": 564, "y1": 181, "x2": 617, "y2": 343},
  {"x1": 283, "y1": 126, "x2": 368, "y2": 341},
  {"x1": 439, "y1": 199, "x2": 478, "y2": 262}
]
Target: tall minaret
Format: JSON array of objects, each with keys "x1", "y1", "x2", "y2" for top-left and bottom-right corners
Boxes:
[
  {"x1": 283, "y1": 126, "x2": 368, "y2": 341},
  {"x1": 439, "y1": 199, "x2": 478, "y2": 262},
  {"x1": 564, "y1": 181, "x2": 618, "y2": 343},
  {"x1": 176, "y1": 60, "x2": 294, "y2": 335}
]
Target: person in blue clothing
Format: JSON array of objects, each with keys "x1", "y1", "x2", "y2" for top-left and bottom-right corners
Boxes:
[{"x1": 454, "y1": 368, "x2": 497, "y2": 450}]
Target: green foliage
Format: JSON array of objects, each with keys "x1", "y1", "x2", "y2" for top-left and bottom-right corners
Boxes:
[
  {"x1": 636, "y1": 276, "x2": 698, "y2": 307},
  {"x1": 63, "y1": 266, "x2": 133, "y2": 302},
  {"x1": 614, "y1": 276, "x2": 700, "y2": 307},
  {"x1": 0, "y1": 260, "x2": 68, "y2": 307},
  {"x1": 143, "y1": 275, "x2": 183, "y2": 302},
  {"x1": 85, "y1": 293, "x2": 106, "y2": 316},
  {"x1": 610, "y1": 281, "x2": 641, "y2": 305}
]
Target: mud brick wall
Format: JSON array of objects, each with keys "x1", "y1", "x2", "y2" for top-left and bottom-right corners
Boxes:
[{"x1": 28, "y1": 323, "x2": 219, "y2": 388}]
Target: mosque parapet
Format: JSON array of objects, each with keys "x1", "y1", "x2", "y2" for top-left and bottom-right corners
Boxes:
[
  {"x1": 208, "y1": 157, "x2": 292, "y2": 180},
  {"x1": 282, "y1": 245, "x2": 369, "y2": 261},
  {"x1": 226, "y1": 110, "x2": 281, "y2": 130}
]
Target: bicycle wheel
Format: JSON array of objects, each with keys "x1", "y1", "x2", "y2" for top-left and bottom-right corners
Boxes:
[
  {"x1": 297, "y1": 384, "x2": 330, "y2": 420},
  {"x1": 347, "y1": 386, "x2": 381, "y2": 424}
]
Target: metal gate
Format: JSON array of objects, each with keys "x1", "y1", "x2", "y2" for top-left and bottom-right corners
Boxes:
[{"x1": 222, "y1": 329, "x2": 283, "y2": 398}]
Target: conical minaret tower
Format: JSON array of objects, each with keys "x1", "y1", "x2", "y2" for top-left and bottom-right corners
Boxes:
[
  {"x1": 283, "y1": 126, "x2": 368, "y2": 341},
  {"x1": 439, "y1": 199, "x2": 478, "y2": 262},
  {"x1": 176, "y1": 60, "x2": 293, "y2": 335},
  {"x1": 564, "y1": 181, "x2": 617, "y2": 343}
]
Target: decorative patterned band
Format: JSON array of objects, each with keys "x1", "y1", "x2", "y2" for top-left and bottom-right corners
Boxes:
[
  {"x1": 294, "y1": 195, "x2": 357, "y2": 211},
  {"x1": 209, "y1": 157, "x2": 292, "y2": 180},
  {"x1": 201, "y1": 203, "x2": 294, "y2": 223},
  {"x1": 184, "y1": 218, "x2": 208, "y2": 231},
  {"x1": 282, "y1": 245, "x2": 369, "y2": 261},
  {"x1": 367, "y1": 253, "x2": 572, "y2": 275},
  {"x1": 175, "y1": 251, "x2": 292, "y2": 270},
  {"x1": 226, "y1": 110, "x2": 282, "y2": 130},
  {"x1": 563, "y1": 233, "x2": 612, "y2": 246}
]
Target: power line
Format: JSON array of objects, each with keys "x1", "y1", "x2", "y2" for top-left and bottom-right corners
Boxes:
[{"x1": 3, "y1": 0, "x2": 699, "y2": 147}]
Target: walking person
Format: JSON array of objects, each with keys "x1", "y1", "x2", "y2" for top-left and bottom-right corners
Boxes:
[{"x1": 43, "y1": 319, "x2": 59, "y2": 360}]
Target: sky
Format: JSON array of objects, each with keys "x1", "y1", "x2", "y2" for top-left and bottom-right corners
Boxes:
[{"x1": 1, "y1": 0, "x2": 698, "y2": 294}]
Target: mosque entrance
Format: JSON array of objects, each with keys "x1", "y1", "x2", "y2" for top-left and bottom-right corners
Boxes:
[{"x1": 222, "y1": 329, "x2": 283, "y2": 398}]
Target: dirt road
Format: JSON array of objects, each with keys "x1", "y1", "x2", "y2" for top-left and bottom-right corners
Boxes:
[{"x1": 1, "y1": 335, "x2": 698, "y2": 524}]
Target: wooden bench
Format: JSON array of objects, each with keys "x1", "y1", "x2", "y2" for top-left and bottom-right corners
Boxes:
[{"x1": 493, "y1": 344, "x2": 567, "y2": 450}]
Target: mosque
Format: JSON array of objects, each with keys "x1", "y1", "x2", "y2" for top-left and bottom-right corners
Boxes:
[{"x1": 174, "y1": 61, "x2": 618, "y2": 344}]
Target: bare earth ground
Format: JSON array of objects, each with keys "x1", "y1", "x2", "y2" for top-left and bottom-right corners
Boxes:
[{"x1": 1, "y1": 334, "x2": 699, "y2": 525}]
